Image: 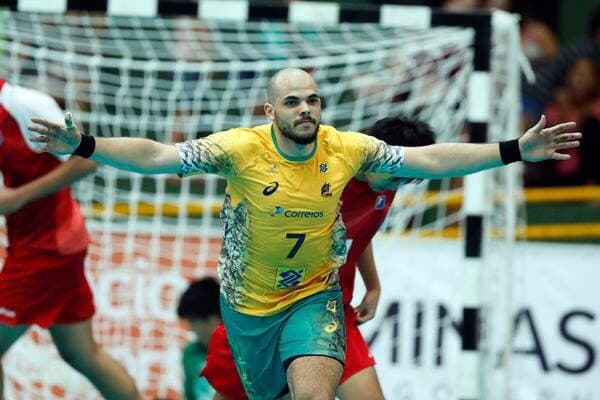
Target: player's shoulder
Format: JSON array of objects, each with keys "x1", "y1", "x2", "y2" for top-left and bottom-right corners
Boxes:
[
  {"x1": 319, "y1": 125, "x2": 374, "y2": 151},
  {"x1": 1, "y1": 82, "x2": 59, "y2": 113},
  {"x1": 207, "y1": 124, "x2": 270, "y2": 148}
]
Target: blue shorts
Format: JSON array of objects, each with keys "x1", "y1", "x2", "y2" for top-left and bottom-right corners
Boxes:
[{"x1": 221, "y1": 288, "x2": 345, "y2": 400}]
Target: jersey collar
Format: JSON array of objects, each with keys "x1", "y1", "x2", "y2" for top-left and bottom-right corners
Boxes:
[{"x1": 270, "y1": 124, "x2": 317, "y2": 162}]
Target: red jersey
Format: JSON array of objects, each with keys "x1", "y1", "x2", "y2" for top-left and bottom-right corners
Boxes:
[
  {"x1": 0, "y1": 79, "x2": 89, "y2": 257},
  {"x1": 339, "y1": 179, "x2": 395, "y2": 306}
]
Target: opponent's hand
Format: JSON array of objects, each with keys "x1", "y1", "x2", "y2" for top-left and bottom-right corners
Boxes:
[
  {"x1": 28, "y1": 112, "x2": 82, "y2": 155},
  {"x1": 0, "y1": 188, "x2": 25, "y2": 215},
  {"x1": 354, "y1": 288, "x2": 380, "y2": 324},
  {"x1": 519, "y1": 115, "x2": 581, "y2": 162}
]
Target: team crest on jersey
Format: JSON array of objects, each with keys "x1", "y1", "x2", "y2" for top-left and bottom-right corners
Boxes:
[
  {"x1": 321, "y1": 183, "x2": 332, "y2": 198},
  {"x1": 319, "y1": 162, "x2": 328, "y2": 173},
  {"x1": 275, "y1": 267, "x2": 305, "y2": 288},
  {"x1": 375, "y1": 195, "x2": 387, "y2": 210}
]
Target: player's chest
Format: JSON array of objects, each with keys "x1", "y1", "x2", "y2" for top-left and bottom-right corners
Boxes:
[
  {"x1": 0, "y1": 108, "x2": 35, "y2": 169},
  {"x1": 237, "y1": 153, "x2": 350, "y2": 209}
]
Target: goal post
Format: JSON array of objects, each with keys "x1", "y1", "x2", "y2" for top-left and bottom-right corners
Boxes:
[{"x1": 0, "y1": 3, "x2": 522, "y2": 399}]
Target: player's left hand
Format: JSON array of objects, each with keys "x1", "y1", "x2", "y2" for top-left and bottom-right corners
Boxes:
[
  {"x1": 519, "y1": 115, "x2": 581, "y2": 162},
  {"x1": 0, "y1": 188, "x2": 26, "y2": 215},
  {"x1": 28, "y1": 113, "x2": 83, "y2": 155},
  {"x1": 354, "y1": 288, "x2": 380, "y2": 324}
]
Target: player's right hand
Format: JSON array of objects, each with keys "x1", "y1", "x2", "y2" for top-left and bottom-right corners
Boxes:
[{"x1": 28, "y1": 112, "x2": 82, "y2": 155}]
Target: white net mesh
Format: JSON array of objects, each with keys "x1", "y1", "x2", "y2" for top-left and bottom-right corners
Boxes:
[
  {"x1": 481, "y1": 11, "x2": 525, "y2": 400},
  {"x1": 0, "y1": 9, "x2": 519, "y2": 399}
]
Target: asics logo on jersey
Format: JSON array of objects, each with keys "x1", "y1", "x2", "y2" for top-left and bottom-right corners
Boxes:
[
  {"x1": 276, "y1": 268, "x2": 305, "y2": 288},
  {"x1": 263, "y1": 181, "x2": 279, "y2": 196}
]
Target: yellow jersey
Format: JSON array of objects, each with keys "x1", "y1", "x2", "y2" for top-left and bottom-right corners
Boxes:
[{"x1": 176, "y1": 124, "x2": 404, "y2": 315}]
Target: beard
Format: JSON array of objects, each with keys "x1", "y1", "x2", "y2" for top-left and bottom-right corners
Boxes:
[{"x1": 276, "y1": 117, "x2": 319, "y2": 145}]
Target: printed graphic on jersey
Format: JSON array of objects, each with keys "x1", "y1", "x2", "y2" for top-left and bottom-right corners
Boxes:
[
  {"x1": 270, "y1": 207, "x2": 324, "y2": 218},
  {"x1": 262, "y1": 181, "x2": 279, "y2": 196},
  {"x1": 218, "y1": 195, "x2": 250, "y2": 308},
  {"x1": 375, "y1": 195, "x2": 387, "y2": 210},
  {"x1": 361, "y1": 141, "x2": 405, "y2": 175},
  {"x1": 330, "y1": 210, "x2": 347, "y2": 267},
  {"x1": 275, "y1": 267, "x2": 306, "y2": 288},
  {"x1": 176, "y1": 138, "x2": 236, "y2": 177},
  {"x1": 321, "y1": 183, "x2": 332, "y2": 198}
]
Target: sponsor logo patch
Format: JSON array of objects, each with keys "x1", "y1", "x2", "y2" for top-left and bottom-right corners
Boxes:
[
  {"x1": 375, "y1": 195, "x2": 387, "y2": 210},
  {"x1": 275, "y1": 267, "x2": 305, "y2": 288},
  {"x1": 271, "y1": 206, "x2": 324, "y2": 218}
]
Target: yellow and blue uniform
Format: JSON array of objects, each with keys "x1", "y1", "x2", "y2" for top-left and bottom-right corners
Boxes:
[{"x1": 176, "y1": 124, "x2": 404, "y2": 398}]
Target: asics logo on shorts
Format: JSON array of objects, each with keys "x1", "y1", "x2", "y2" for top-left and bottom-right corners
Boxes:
[{"x1": 276, "y1": 268, "x2": 305, "y2": 288}]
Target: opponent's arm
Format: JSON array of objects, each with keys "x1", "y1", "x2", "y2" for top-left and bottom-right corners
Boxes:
[
  {"x1": 28, "y1": 116, "x2": 181, "y2": 174},
  {"x1": 354, "y1": 242, "x2": 381, "y2": 324},
  {"x1": 0, "y1": 156, "x2": 96, "y2": 215},
  {"x1": 368, "y1": 116, "x2": 581, "y2": 179}
]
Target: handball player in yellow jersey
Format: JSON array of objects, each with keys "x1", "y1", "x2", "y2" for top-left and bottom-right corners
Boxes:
[{"x1": 29, "y1": 68, "x2": 580, "y2": 400}]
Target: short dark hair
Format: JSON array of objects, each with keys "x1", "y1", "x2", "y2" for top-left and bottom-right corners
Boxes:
[
  {"x1": 364, "y1": 116, "x2": 436, "y2": 147},
  {"x1": 176, "y1": 277, "x2": 221, "y2": 319}
]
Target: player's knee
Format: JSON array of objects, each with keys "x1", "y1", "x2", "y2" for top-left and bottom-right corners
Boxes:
[{"x1": 291, "y1": 387, "x2": 333, "y2": 400}]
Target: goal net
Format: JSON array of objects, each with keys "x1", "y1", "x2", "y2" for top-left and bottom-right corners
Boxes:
[{"x1": 0, "y1": 8, "x2": 521, "y2": 399}]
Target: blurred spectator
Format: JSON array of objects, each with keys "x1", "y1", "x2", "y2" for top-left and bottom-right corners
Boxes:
[
  {"x1": 177, "y1": 277, "x2": 221, "y2": 400},
  {"x1": 526, "y1": 57, "x2": 600, "y2": 186},
  {"x1": 521, "y1": 18, "x2": 560, "y2": 129},
  {"x1": 522, "y1": 6, "x2": 600, "y2": 113},
  {"x1": 442, "y1": 0, "x2": 481, "y2": 11},
  {"x1": 521, "y1": 19, "x2": 559, "y2": 71}
]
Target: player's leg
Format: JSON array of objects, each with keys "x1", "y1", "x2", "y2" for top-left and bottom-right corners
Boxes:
[
  {"x1": 281, "y1": 288, "x2": 346, "y2": 400},
  {"x1": 287, "y1": 356, "x2": 343, "y2": 400},
  {"x1": 337, "y1": 307, "x2": 384, "y2": 400},
  {"x1": 220, "y1": 297, "x2": 289, "y2": 400},
  {"x1": 0, "y1": 324, "x2": 29, "y2": 400},
  {"x1": 337, "y1": 367, "x2": 384, "y2": 400},
  {"x1": 49, "y1": 320, "x2": 142, "y2": 400},
  {"x1": 201, "y1": 323, "x2": 249, "y2": 400}
]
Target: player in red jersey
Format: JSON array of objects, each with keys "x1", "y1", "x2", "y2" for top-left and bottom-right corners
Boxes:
[
  {"x1": 200, "y1": 116, "x2": 435, "y2": 400},
  {"x1": 0, "y1": 79, "x2": 142, "y2": 400}
]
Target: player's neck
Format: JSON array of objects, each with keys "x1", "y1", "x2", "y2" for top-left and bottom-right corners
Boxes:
[{"x1": 271, "y1": 125, "x2": 316, "y2": 161}]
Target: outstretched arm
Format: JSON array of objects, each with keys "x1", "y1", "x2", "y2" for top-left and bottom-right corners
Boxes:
[
  {"x1": 354, "y1": 242, "x2": 381, "y2": 324},
  {"x1": 369, "y1": 116, "x2": 581, "y2": 179},
  {"x1": 0, "y1": 156, "x2": 97, "y2": 215},
  {"x1": 28, "y1": 115, "x2": 181, "y2": 175}
]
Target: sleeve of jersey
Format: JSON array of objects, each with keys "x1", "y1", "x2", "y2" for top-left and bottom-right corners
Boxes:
[
  {"x1": 344, "y1": 131, "x2": 406, "y2": 176},
  {"x1": 7, "y1": 84, "x2": 69, "y2": 161},
  {"x1": 175, "y1": 130, "x2": 239, "y2": 178}
]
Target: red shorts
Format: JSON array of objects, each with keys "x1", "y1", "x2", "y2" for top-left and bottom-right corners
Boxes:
[
  {"x1": 0, "y1": 250, "x2": 95, "y2": 328},
  {"x1": 201, "y1": 305, "x2": 376, "y2": 399}
]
